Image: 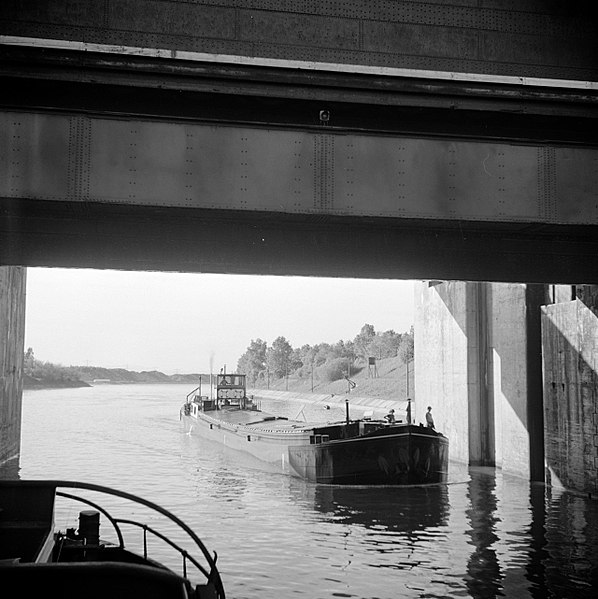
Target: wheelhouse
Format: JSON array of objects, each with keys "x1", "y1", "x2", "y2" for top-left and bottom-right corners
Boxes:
[{"x1": 216, "y1": 374, "x2": 246, "y2": 400}]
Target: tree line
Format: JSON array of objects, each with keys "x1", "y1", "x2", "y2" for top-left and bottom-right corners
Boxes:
[{"x1": 236, "y1": 323, "x2": 414, "y2": 386}]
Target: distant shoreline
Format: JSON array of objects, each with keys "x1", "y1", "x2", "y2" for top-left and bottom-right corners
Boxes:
[
  {"x1": 23, "y1": 379, "x2": 202, "y2": 390},
  {"x1": 23, "y1": 376, "x2": 91, "y2": 390}
]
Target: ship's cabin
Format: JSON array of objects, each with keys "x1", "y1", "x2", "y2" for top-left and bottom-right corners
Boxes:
[
  {"x1": 185, "y1": 373, "x2": 258, "y2": 415},
  {"x1": 216, "y1": 373, "x2": 246, "y2": 399},
  {"x1": 216, "y1": 373, "x2": 252, "y2": 408}
]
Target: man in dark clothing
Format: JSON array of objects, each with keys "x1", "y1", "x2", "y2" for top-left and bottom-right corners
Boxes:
[{"x1": 425, "y1": 406, "x2": 435, "y2": 429}]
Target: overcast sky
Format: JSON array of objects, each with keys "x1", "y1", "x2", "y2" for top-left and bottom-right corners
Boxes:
[{"x1": 24, "y1": 268, "x2": 415, "y2": 374}]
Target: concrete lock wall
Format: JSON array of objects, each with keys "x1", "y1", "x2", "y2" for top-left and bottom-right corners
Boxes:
[
  {"x1": 0, "y1": 266, "x2": 26, "y2": 471},
  {"x1": 415, "y1": 281, "x2": 471, "y2": 465},
  {"x1": 416, "y1": 280, "x2": 534, "y2": 479},
  {"x1": 542, "y1": 299, "x2": 598, "y2": 496},
  {"x1": 488, "y1": 284, "x2": 530, "y2": 478}
]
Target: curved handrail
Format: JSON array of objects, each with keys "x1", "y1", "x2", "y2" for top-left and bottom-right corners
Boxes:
[
  {"x1": 116, "y1": 518, "x2": 212, "y2": 579},
  {"x1": 10, "y1": 480, "x2": 225, "y2": 598},
  {"x1": 57, "y1": 491, "x2": 216, "y2": 580}
]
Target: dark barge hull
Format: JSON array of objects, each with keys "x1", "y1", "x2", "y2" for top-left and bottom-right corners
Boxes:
[{"x1": 288, "y1": 425, "x2": 449, "y2": 485}]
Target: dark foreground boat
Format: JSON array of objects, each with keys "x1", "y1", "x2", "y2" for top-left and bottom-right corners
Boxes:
[
  {"x1": 0, "y1": 480, "x2": 225, "y2": 598},
  {"x1": 181, "y1": 373, "x2": 448, "y2": 485}
]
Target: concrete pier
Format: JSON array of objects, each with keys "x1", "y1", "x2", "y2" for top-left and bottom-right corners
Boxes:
[
  {"x1": 416, "y1": 281, "x2": 598, "y2": 495},
  {"x1": 0, "y1": 267, "x2": 26, "y2": 472},
  {"x1": 415, "y1": 281, "x2": 546, "y2": 481}
]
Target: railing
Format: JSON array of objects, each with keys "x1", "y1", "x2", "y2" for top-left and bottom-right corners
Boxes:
[
  {"x1": 186, "y1": 386, "x2": 201, "y2": 402},
  {"x1": 22, "y1": 480, "x2": 224, "y2": 598}
]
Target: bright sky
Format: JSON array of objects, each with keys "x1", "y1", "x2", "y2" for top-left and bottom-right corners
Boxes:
[{"x1": 24, "y1": 268, "x2": 415, "y2": 375}]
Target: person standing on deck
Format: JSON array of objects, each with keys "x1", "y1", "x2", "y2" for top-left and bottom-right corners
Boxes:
[
  {"x1": 385, "y1": 409, "x2": 396, "y2": 424},
  {"x1": 425, "y1": 406, "x2": 435, "y2": 429}
]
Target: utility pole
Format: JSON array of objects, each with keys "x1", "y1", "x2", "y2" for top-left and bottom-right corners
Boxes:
[{"x1": 347, "y1": 359, "x2": 351, "y2": 393}]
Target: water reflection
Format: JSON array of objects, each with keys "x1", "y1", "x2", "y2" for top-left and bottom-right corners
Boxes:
[
  {"x1": 528, "y1": 482, "x2": 549, "y2": 599},
  {"x1": 465, "y1": 469, "x2": 501, "y2": 598},
  {"x1": 540, "y1": 485, "x2": 598, "y2": 597},
  {"x1": 310, "y1": 484, "x2": 449, "y2": 533},
  {"x1": 465, "y1": 470, "x2": 598, "y2": 599},
  {"x1": 288, "y1": 467, "x2": 598, "y2": 598}
]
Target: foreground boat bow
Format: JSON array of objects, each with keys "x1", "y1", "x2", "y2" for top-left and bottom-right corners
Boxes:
[{"x1": 0, "y1": 480, "x2": 225, "y2": 598}]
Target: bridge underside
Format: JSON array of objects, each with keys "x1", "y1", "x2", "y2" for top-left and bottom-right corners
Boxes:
[
  {"x1": 1, "y1": 45, "x2": 597, "y2": 283},
  {"x1": 2, "y1": 199, "x2": 597, "y2": 284}
]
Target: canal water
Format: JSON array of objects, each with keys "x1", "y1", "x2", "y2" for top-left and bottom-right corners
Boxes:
[{"x1": 8, "y1": 384, "x2": 598, "y2": 598}]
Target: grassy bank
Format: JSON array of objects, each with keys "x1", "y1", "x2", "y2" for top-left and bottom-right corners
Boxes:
[{"x1": 251, "y1": 356, "x2": 413, "y2": 403}]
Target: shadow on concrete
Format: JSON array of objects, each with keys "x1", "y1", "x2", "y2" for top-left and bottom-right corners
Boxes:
[
  {"x1": 427, "y1": 282, "x2": 550, "y2": 480},
  {"x1": 541, "y1": 299, "x2": 598, "y2": 495}
]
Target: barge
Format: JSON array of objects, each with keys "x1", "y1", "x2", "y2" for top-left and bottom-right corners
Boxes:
[{"x1": 181, "y1": 373, "x2": 448, "y2": 485}]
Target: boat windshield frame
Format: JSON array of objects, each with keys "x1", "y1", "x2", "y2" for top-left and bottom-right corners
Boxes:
[{"x1": 216, "y1": 374, "x2": 246, "y2": 389}]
